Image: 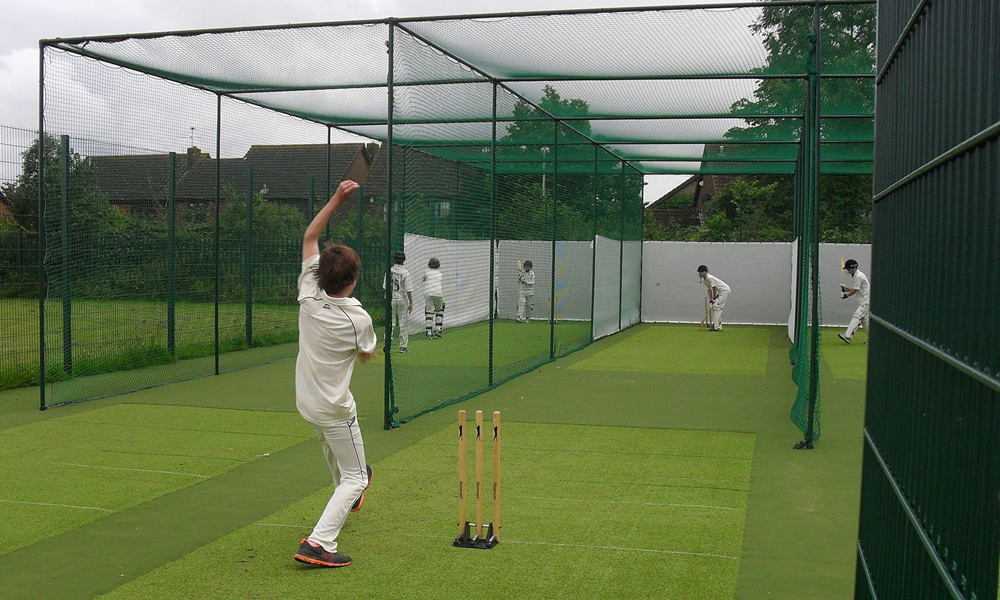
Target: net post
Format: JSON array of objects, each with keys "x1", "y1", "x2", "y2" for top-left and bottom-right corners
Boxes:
[
  {"x1": 383, "y1": 21, "x2": 396, "y2": 430},
  {"x1": 167, "y1": 152, "x2": 176, "y2": 356},
  {"x1": 60, "y1": 134, "x2": 72, "y2": 376},
  {"x1": 804, "y1": 1, "x2": 822, "y2": 448},
  {"x1": 618, "y1": 161, "x2": 625, "y2": 333},
  {"x1": 488, "y1": 82, "x2": 497, "y2": 387},
  {"x1": 245, "y1": 164, "x2": 254, "y2": 348},
  {"x1": 549, "y1": 121, "x2": 557, "y2": 360},
  {"x1": 590, "y1": 144, "x2": 598, "y2": 341},
  {"x1": 37, "y1": 43, "x2": 46, "y2": 410},
  {"x1": 308, "y1": 176, "x2": 315, "y2": 221},
  {"x1": 213, "y1": 93, "x2": 221, "y2": 376},
  {"x1": 355, "y1": 185, "x2": 364, "y2": 301},
  {"x1": 325, "y1": 126, "x2": 332, "y2": 241}
]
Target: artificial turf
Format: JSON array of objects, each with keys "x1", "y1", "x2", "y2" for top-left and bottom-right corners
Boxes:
[
  {"x1": 0, "y1": 404, "x2": 311, "y2": 556},
  {"x1": 96, "y1": 422, "x2": 754, "y2": 600},
  {"x1": 567, "y1": 325, "x2": 770, "y2": 376},
  {"x1": 0, "y1": 323, "x2": 868, "y2": 600}
]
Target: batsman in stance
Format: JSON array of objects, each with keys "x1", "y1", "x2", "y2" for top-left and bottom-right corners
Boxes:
[
  {"x1": 838, "y1": 258, "x2": 871, "y2": 344},
  {"x1": 293, "y1": 180, "x2": 376, "y2": 568},
  {"x1": 516, "y1": 260, "x2": 535, "y2": 323},
  {"x1": 698, "y1": 265, "x2": 731, "y2": 332}
]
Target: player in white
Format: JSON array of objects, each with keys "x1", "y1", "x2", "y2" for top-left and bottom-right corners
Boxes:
[
  {"x1": 838, "y1": 258, "x2": 870, "y2": 344},
  {"x1": 383, "y1": 251, "x2": 413, "y2": 353},
  {"x1": 516, "y1": 260, "x2": 535, "y2": 323},
  {"x1": 698, "y1": 265, "x2": 731, "y2": 332},
  {"x1": 293, "y1": 180, "x2": 376, "y2": 568},
  {"x1": 423, "y1": 257, "x2": 445, "y2": 338}
]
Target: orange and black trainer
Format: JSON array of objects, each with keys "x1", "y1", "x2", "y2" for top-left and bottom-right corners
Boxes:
[
  {"x1": 294, "y1": 539, "x2": 352, "y2": 568},
  {"x1": 350, "y1": 465, "x2": 374, "y2": 512}
]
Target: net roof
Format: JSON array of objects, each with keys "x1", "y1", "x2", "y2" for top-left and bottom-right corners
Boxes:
[{"x1": 46, "y1": 1, "x2": 875, "y2": 175}]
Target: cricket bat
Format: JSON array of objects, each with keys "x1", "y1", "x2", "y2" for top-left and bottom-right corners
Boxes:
[
  {"x1": 840, "y1": 257, "x2": 846, "y2": 291},
  {"x1": 517, "y1": 260, "x2": 523, "y2": 273},
  {"x1": 698, "y1": 296, "x2": 709, "y2": 330}
]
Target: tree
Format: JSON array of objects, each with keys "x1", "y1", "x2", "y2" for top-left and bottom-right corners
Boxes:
[
  {"x1": 0, "y1": 134, "x2": 125, "y2": 236},
  {"x1": 720, "y1": 2, "x2": 876, "y2": 242}
]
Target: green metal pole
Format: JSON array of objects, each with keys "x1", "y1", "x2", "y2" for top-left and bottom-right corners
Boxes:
[
  {"x1": 325, "y1": 127, "x2": 332, "y2": 242},
  {"x1": 638, "y1": 169, "x2": 644, "y2": 323},
  {"x1": 245, "y1": 164, "x2": 253, "y2": 348},
  {"x1": 618, "y1": 161, "x2": 625, "y2": 333},
  {"x1": 488, "y1": 82, "x2": 497, "y2": 387},
  {"x1": 804, "y1": 2, "x2": 822, "y2": 449},
  {"x1": 167, "y1": 152, "x2": 176, "y2": 356},
  {"x1": 355, "y1": 185, "x2": 364, "y2": 301},
  {"x1": 383, "y1": 22, "x2": 395, "y2": 430},
  {"x1": 308, "y1": 176, "x2": 315, "y2": 221},
  {"x1": 590, "y1": 144, "x2": 598, "y2": 342},
  {"x1": 214, "y1": 93, "x2": 221, "y2": 375},
  {"x1": 37, "y1": 44, "x2": 46, "y2": 410},
  {"x1": 60, "y1": 134, "x2": 71, "y2": 376},
  {"x1": 550, "y1": 121, "x2": 557, "y2": 360}
]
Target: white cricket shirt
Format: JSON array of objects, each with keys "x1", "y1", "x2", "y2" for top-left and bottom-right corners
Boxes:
[
  {"x1": 519, "y1": 269, "x2": 535, "y2": 295},
  {"x1": 423, "y1": 269, "x2": 443, "y2": 297},
  {"x1": 703, "y1": 274, "x2": 731, "y2": 294},
  {"x1": 386, "y1": 264, "x2": 412, "y2": 302},
  {"x1": 296, "y1": 254, "x2": 377, "y2": 425},
  {"x1": 847, "y1": 270, "x2": 870, "y2": 304}
]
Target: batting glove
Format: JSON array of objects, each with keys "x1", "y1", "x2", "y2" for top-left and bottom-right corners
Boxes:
[{"x1": 841, "y1": 293, "x2": 849, "y2": 299}]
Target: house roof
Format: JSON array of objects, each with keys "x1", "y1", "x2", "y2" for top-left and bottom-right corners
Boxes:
[
  {"x1": 363, "y1": 144, "x2": 463, "y2": 199},
  {"x1": 175, "y1": 158, "x2": 247, "y2": 201},
  {"x1": 645, "y1": 175, "x2": 700, "y2": 211},
  {"x1": 89, "y1": 154, "x2": 176, "y2": 207},
  {"x1": 241, "y1": 143, "x2": 368, "y2": 198}
]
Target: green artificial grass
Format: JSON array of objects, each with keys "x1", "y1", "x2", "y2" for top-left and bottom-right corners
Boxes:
[
  {"x1": 0, "y1": 404, "x2": 311, "y2": 556},
  {"x1": 822, "y1": 328, "x2": 869, "y2": 380},
  {"x1": 0, "y1": 323, "x2": 868, "y2": 600},
  {"x1": 568, "y1": 324, "x2": 770, "y2": 376},
  {"x1": 97, "y1": 422, "x2": 754, "y2": 600}
]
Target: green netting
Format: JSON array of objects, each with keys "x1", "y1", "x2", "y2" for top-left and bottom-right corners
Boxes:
[{"x1": 29, "y1": 2, "x2": 876, "y2": 432}]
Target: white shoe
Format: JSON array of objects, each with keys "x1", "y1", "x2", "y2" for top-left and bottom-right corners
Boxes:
[{"x1": 838, "y1": 334, "x2": 851, "y2": 344}]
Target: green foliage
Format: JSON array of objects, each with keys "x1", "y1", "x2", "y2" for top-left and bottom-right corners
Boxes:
[
  {"x1": 217, "y1": 185, "x2": 306, "y2": 240},
  {"x1": 642, "y1": 210, "x2": 668, "y2": 241}
]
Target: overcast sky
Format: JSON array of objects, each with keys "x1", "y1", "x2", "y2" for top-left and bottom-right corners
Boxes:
[{"x1": 0, "y1": 0, "x2": 745, "y2": 201}]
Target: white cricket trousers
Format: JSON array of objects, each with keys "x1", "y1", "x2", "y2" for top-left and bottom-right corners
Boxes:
[
  {"x1": 518, "y1": 293, "x2": 534, "y2": 322},
  {"x1": 307, "y1": 416, "x2": 369, "y2": 553},
  {"x1": 711, "y1": 292, "x2": 729, "y2": 330},
  {"x1": 391, "y1": 299, "x2": 408, "y2": 349},
  {"x1": 845, "y1": 302, "x2": 870, "y2": 339}
]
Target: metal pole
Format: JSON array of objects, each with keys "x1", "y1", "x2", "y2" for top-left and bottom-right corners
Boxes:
[
  {"x1": 60, "y1": 135, "x2": 71, "y2": 376},
  {"x1": 214, "y1": 93, "x2": 221, "y2": 375},
  {"x1": 326, "y1": 126, "x2": 332, "y2": 241},
  {"x1": 618, "y1": 161, "x2": 625, "y2": 333},
  {"x1": 590, "y1": 144, "x2": 598, "y2": 342},
  {"x1": 550, "y1": 121, "x2": 557, "y2": 359},
  {"x1": 383, "y1": 22, "x2": 395, "y2": 430},
  {"x1": 167, "y1": 152, "x2": 176, "y2": 356},
  {"x1": 37, "y1": 43, "x2": 46, "y2": 410},
  {"x1": 245, "y1": 164, "x2": 253, "y2": 348},
  {"x1": 308, "y1": 176, "x2": 315, "y2": 220},
  {"x1": 638, "y1": 169, "x2": 644, "y2": 323},
  {"x1": 488, "y1": 82, "x2": 497, "y2": 386},
  {"x1": 804, "y1": 2, "x2": 822, "y2": 448},
  {"x1": 355, "y1": 184, "x2": 364, "y2": 301}
]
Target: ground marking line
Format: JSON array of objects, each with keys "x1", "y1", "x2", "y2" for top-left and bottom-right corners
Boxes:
[
  {"x1": 0, "y1": 499, "x2": 112, "y2": 512},
  {"x1": 525, "y1": 496, "x2": 744, "y2": 511},
  {"x1": 503, "y1": 539, "x2": 738, "y2": 560},
  {"x1": 571, "y1": 480, "x2": 750, "y2": 492},
  {"x1": 53, "y1": 462, "x2": 209, "y2": 478},
  {"x1": 255, "y1": 523, "x2": 311, "y2": 529},
  {"x1": 423, "y1": 441, "x2": 752, "y2": 461},
  {"x1": 57, "y1": 419, "x2": 309, "y2": 439}
]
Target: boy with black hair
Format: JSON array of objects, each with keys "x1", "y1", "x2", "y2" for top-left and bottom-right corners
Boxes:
[
  {"x1": 292, "y1": 180, "x2": 376, "y2": 569},
  {"x1": 423, "y1": 257, "x2": 445, "y2": 338}
]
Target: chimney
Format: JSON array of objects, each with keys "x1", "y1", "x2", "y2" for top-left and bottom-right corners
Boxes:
[{"x1": 187, "y1": 146, "x2": 208, "y2": 169}]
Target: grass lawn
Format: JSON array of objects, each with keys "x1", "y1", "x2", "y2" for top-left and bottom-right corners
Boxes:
[{"x1": 0, "y1": 298, "x2": 298, "y2": 390}]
